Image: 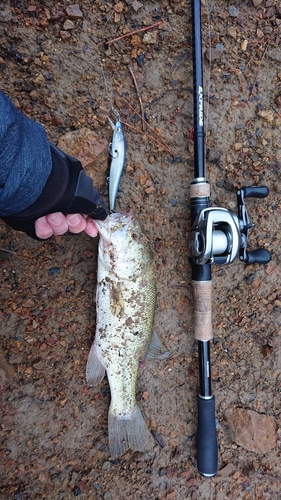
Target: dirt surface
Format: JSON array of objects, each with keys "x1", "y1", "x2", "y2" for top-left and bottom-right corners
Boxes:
[{"x1": 1, "y1": 1, "x2": 281, "y2": 499}]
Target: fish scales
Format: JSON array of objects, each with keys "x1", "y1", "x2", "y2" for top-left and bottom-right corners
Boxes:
[{"x1": 86, "y1": 211, "x2": 163, "y2": 458}]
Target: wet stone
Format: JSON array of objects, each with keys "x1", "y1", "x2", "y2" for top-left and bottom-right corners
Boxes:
[
  {"x1": 225, "y1": 407, "x2": 277, "y2": 453},
  {"x1": 48, "y1": 267, "x2": 60, "y2": 276},
  {"x1": 228, "y1": 6, "x2": 238, "y2": 17},
  {"x1": 208, "y1": 148, "x2": 220, "y2": 163},
  {"x1": 66, "y1": 5, "x2": 83, "y2": 20}
]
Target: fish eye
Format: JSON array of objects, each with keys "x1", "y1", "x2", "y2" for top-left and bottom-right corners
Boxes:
[{"x1": 132, "y1": 233, "x2": 139, "y2": 240}]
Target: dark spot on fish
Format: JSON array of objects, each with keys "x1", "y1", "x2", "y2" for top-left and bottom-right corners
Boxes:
[{"x1": 133, "y1": 331, "x2": 139, "y2": 336}]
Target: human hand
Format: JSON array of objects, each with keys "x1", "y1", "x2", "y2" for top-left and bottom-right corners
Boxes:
[{"x1": 35, "y1": 212, "x2": 99, "y2": 239}]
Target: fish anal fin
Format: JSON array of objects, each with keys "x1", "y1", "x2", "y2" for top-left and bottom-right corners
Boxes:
[
  {"x1": 108, "y1": 405, "x2": 153, "y2": 459},
  {"x1": 86, "y1": 343, "x2": 106, "y2": 386},
  {"x1": 145, "y1": 331, "x2": 169, "y2": 361}
]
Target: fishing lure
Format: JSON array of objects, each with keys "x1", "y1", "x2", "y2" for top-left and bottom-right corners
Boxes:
[{"x1": 108, "y1": 114, "x2": 126, "y2": 212}]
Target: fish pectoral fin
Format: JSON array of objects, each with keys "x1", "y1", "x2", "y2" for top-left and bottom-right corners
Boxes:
[
  {"x1": 145, "y1": 331, "x2": 169, "y2": 361},
  {"x1": 108, "y1": 405, "x2": 153, "y2": 458},
  {"x1": 86, "y1": 344, "x2": 106, "y2": 386}
]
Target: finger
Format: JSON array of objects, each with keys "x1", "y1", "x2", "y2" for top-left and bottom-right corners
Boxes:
[
  {"x1": 66, "y1": 213, "x2": 86, "y2": 234},
  {"x1": 84, "y1": 217, "x2": 99, "y2": 237},
  {"x1": 45, "y1": 212, "x2": 69, "y2": 235},
  {"x1": 34, "y1": 216, "x2": 54, "y2": 239}
]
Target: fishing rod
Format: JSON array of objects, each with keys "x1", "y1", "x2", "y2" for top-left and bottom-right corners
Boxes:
[{"x1": 188, "y1": 0, "x2": 271, "y2": 477}]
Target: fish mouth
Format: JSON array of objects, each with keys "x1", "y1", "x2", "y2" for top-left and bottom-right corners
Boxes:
[{"x1": 95, "y1": 211, "x2": 134, "y2": 240}]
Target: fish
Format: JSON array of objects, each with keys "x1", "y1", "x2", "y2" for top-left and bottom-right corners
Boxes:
[
  {"x1": 108, "y1": 116, "x2": 126, "y2": 212},
  {"x1": 86, "y1": 211, "x2": 168, "y2": 458}
]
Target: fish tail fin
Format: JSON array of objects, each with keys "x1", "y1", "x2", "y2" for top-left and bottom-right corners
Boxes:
[
  {"x1": 108, "y1": 405, "x2": 153, "y2": 458},
  {"x1": 86, "y1": 343, "x2": 106, "y2": 386}
]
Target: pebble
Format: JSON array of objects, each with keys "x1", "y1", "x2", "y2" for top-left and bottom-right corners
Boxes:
[
  {"x1": 268, "y1": 48, "x2": 281, "y2": 63},
  {"x1": 102, "y1": 461, "x2": 111, "y2": 470},
  {"x1": 217, "y1": 463, "x2": 236, "y2": 477},
  {"x1": 228, "y1": 6, "x2": 238, "y2": 17},
  {"x1": 257, "y1": 109, "x2": 274, "y2": 122},
  {"x1": 252, "y1": 0, "x2": 263, "y2": 6},
  {"x1": 63, "y1": 19, "x2": 75, "y2": 30},
  {"x1": 169, "y1": 199, "x2": 178, "y2": 207},
  {"x1": 66, "y1": 5, "x2": 83, "y2": 20},
  {"x1": 227, "y1": 26, "x2": 237, "y2": 38},
  {"x1": 208, "y1": 148, "x2": 220, "y2": 163},
  {"x1": 48, "y1": 267, "x2": 60, "y2": 276},
  {"x1": 225, "y1": 407, "x2": 277, "y2": 453},
  {"x1": 206, "y1": 44, "x2": 224, "y2": 62}
]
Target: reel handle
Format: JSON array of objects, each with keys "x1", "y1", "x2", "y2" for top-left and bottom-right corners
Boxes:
[
  {"x1": 244, "y1": 248, "x2": 271, "y2": 265},
  {"x1": 240, "y1": 186, "x2": 269, "y2": 199}
]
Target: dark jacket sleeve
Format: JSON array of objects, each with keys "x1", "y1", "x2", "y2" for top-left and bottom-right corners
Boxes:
[{"x1": 0, "y1": 91, "x2": 52, "y2": 216}]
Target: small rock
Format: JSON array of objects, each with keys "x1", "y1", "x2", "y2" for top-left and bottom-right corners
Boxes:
[
  {"x1": 257, "y1": 28, "x2": 264, "y2": 39},
  {"x1": 217, "y1": 463, "x2": 236, "y2": 477},
  {"x1": 50, "y1": 10, "x2": 66, "y2": 22},
  {"x1": 227, "y1": 26, "x2": 237, "y2": 38},
  {"x1": 60, "y1": 31, "x2": 71, "y2": 40},
  {"x1": 48, "y1": 267, "x2": 60, "y2": 276},
  {"x1": 228, "y1": 6, "x2": 238, "y2": 17},
  {"x1": 66, "y1": 5, "x2": 83, "y2": 20},
  {"x1": 169, "y1": 199, "x2": 178, "y2": 207},
  {"x1": 208, "y1": 148, "x2": 220, "y2": 163},
  {"x1": 63, "y1": 19, "x2": 75, "y2": 30},
  {"x1": 132, "y1": 1, "x2": 143, "y2": 12},
  {"x1": 268, "y1": 48, "x2": 281, "y2": 63},
  {"x1": 33, "y1": 74, "x2": 45, "y2": 86},
  {"x1": 252, "y1": 0, "x2": 263, "y2": 7},
  {"x1": 225, "y1": 407, "x2": 277, "y2": 453},
  {"x1": 205, "y1": 44, "x2": 224, "y2": 62},
  {"x1": 32, "y1": 360, "x2": 45, "y2": 370},
  {"x1": 143, "y1": 31, "x2": 158, "y2": 44},
  {"x1": 102, "y1": 461, "x2": 111, "y2": 470},
  {"x1": 257, "y1": 109, "x2": 274, "y2": 122}
]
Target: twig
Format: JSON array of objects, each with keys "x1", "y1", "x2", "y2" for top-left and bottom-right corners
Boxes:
[
  {"x1": 106, "y1": 20, "x2": 163, "y2": 45},
  {"x1": 128, "y1": 65, "x2": 145, "y2": 132},
  {"x1": 249, "y1": 31, "x2": 276, "y2": 100},
  {"x1": 0, "y1": 247, "x2": 30, "y2": 261},
  {"x1": 231, "y1": 67, "x2": 250, "y2": 107},
  {"x1": 0, "y1": 247, "x2": 17, "y2": 255},
  {"x1": 116, "y1": 90, "x2": 175, "y2": 157},
  {"x1": 120, "y1": 120, "x2": 174, "y2": 156}
]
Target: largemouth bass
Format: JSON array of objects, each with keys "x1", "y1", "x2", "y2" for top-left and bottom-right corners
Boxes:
[{"x1": 86, "y1": 212, "x2": 167, "y2": 458}]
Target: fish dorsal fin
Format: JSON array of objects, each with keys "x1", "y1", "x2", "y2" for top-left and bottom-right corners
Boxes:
[{"x1": 145, "y1": 331, "x2": 169, "y2": 361}]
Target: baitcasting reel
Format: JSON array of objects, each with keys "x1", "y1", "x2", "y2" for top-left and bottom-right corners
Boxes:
[{"x1": 188, "y1": 186, "x2": 271, "y2": 266}]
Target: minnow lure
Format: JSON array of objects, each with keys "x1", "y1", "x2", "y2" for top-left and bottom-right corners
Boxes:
[{"x1": 108, "y1": 115, "x2": 126, "y2": 212}]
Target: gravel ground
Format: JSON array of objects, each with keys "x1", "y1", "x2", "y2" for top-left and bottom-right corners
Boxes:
[{"x1": 0, "y1": 1, "x2": 281, "y2": 499}]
